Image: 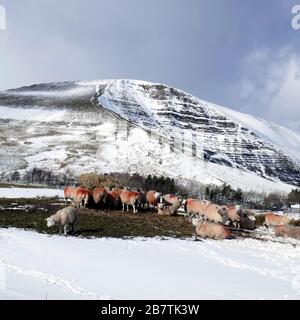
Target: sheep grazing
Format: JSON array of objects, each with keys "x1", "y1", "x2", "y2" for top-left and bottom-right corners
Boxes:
[
  {"x1": 161, "y1": 194, "x2": 182, "y2": 206},
  {"x1": 116, "y1": 188, "x2": 140, "y2": 214},
  {"x1": 184, "y1": 199, "x2": 209, "y2": 216},
  {"x1": 226, "y1": 205, "x2": 242, "y2": 228},
  {"x1": 184, "y1": 199, "x2": 229, "y2": 224},
  {"x1": 157, "y1": 197, "x2": 183, "y2": 216},
  {"x1": 202, "y1": 203, "x2": 229, "y2": 225},
  {"x1": 265, "y1": 212, "x2": 291, "y2": 227},
  {"x1": 138, "y1": 189, "x2": 147, "y2": 210},
  {"x1": 45, "y1": 206, "x2": 78, "y2": 236},
  {"x1": 92, "y1": 187, "x2": 107, "y2": 207},
  {"x1": 196, "y1": 221, "x2": 231, "y2": 240},
  {"x1": 64, "y1": 186, "x2": 77, "y2": 205},
  {"x1": 274, "y1": 224, "x2": 300, "y2": 240},
  {"x1": 146, "y1": 190, "x2": 161, "y2": 210},
  {"x1": 73, "y1": 187, "x2": 91, "y2": 208},
  {"x1": 106, "y1": 190, "x2": 121, "y2": 209}
]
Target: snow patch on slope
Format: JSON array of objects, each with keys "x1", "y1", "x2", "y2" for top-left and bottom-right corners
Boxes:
[
  {"x1": 0, "y1": 106, "x2": 66, "y2": 122},
  {"x1": 214, "y1": 104, "x2": 300, "y2": 162}
]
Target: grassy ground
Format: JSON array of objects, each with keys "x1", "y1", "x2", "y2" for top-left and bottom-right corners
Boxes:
[
  {"x1": 2, "y1": 198, "x2": 298, "y2": 242},
  {"x1": 0, "y1": 198, "x2": 194, "y2": 239}
]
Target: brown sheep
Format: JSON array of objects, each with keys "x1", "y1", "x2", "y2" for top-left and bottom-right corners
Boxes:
[
  {"x1": 184, "y1": 199, "x2": 209, "y2": 216},
  {"x1": 157, "y1": 198, "x2": 183, "y2": 216},
  {"x1": 116, "y1": 188, "x2": 140, "y2": 214},
  {"x1": 146, "y1": 190, "x2": 161, "y2": 210},
  {"x1": 73, "y1": 187, "x2": 92, "y2": 208},
  {"x1": 106, "y1": 190, "x2": 121, "y2": 209},
  {"x1": 274, "y1": 224, "x2": 300, "y2": 240},
  {"x1": 203, "y1": 203, "x2": 229, "y2": 225},
  {"x1": 64, "y1": 186, "x2": 77, "y2": 205},
  {"x1": 196, "y1": 221, "x2": 231, "y2": 240},
  {"x1": 265, "y1": 212, "x2": 291, "y2": 227},
  {"x1": 185, "y1": 199, "x2": 229, "y2": 224},
  {"x1": 92, "y1": 187, "x2": 107, "y2": 207}
]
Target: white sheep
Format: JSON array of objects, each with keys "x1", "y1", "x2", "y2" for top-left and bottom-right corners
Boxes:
[{"x1": 45, "y1": 206, "x2": 78, "y2": 236}]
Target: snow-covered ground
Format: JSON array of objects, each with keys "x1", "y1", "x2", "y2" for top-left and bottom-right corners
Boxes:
[
  {"x1": 0, "y1": 229, "x2": 299, "y2": 300},
  {"x1": 0, "y1": 187, "x2": 63, "y2": 199}
]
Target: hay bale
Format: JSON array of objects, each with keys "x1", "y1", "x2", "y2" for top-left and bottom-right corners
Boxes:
[{"x1": 78, "y1": 173, "x2": 121, "y2": 190}]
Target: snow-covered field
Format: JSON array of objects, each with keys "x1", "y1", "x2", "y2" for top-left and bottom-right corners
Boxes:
[
  {"x1": 0, "y1": 187, "x2": 63, "y2": 199},
  {"x1": 0, "y1": 228, "x2": 299, "y2": 300}
]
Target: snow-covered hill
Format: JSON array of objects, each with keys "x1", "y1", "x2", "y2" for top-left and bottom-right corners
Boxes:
[
  {"x1": 214, "y1": 105, "x2": 300, "y2": 162},
  {"x1": 0, "y1": 79, "x2": 299, "y2": 194}
]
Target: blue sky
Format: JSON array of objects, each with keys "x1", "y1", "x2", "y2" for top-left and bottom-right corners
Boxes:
[{"x1": 0, "y1": 0, "x2": 300, "y2": 131}]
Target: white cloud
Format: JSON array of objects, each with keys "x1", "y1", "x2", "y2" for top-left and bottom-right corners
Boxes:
[
  {"x1": 238, "y1": 48, "x2": 300, "y2": 131},
  {"x1": 268, "y1": 58, "x2": 300, "y2": 127}
]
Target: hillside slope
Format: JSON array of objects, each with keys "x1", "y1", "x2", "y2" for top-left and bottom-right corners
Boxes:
[{"x1": 0, "y1": 79, "x2": 299, "y2": 193}]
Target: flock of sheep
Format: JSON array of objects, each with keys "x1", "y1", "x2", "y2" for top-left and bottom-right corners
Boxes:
[{"x1": 45, "y1": 186, "x2": 300, "y2": 241}]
